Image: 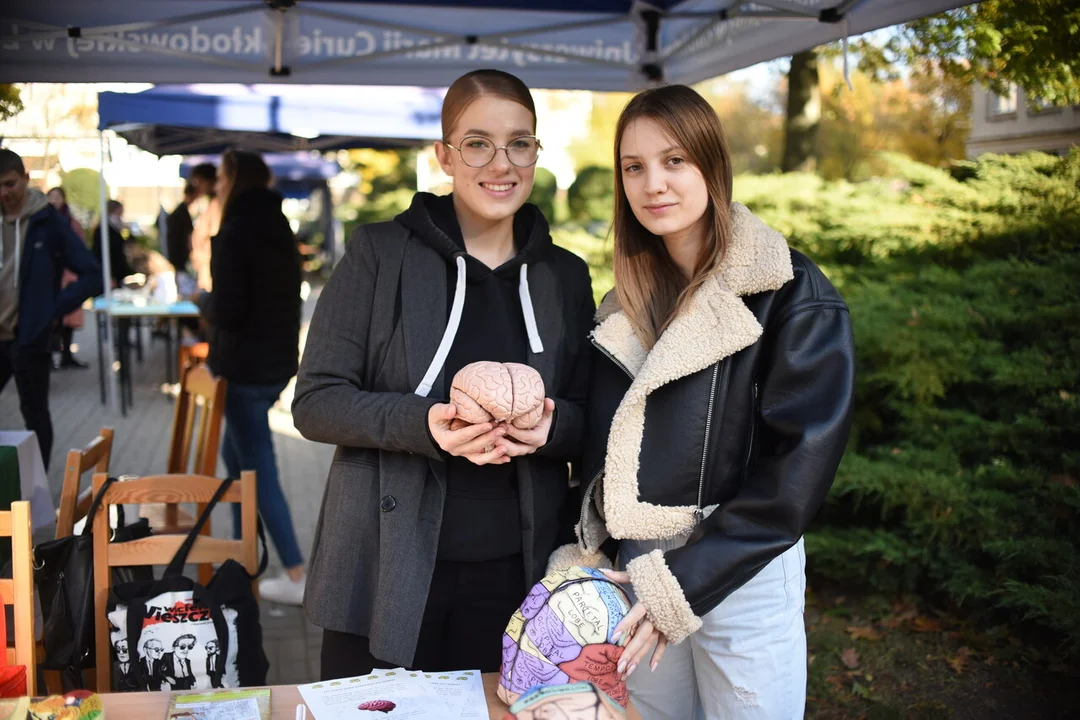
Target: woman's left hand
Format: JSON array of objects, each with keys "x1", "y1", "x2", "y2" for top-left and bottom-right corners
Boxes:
[
  {"x1": 603, "y1": 569, "x2": 669, "y2": 680},
  {"x1": 493, "y1": 398, "x2": 556, "y2": 458}
]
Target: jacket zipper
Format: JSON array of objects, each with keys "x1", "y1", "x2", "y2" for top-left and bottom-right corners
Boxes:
[
  {"x1": 695, "y1": 362, "x2": 721, "y2": 522},
  {"x1": 581, "y1": 337, "x2": 628, "y2": 548},
  {"x1": 742, "y1": 381, "x2": 760, "y2": 485},
  {"x1": 590, "y1": 336, "x2": 633, "y2": 379},
  {"x1": 578, "y1": 470, "x2": 602, "y2": 548}
]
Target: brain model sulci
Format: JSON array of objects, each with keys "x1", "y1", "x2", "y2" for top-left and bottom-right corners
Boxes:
[
  {"x1": 498, "y1": 566, "x2": 633, "y2": 708},
  {"x1": 450, "y1": 361, "x2": 546, "y2": 430}
]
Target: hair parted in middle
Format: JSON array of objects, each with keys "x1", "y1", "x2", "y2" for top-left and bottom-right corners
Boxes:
[
  {"x1": 440, "y1": 69, "x2": 537, "y2": 141},
  {"x1": 612, "y1": 84, "x2": 735, "y2": 349}
]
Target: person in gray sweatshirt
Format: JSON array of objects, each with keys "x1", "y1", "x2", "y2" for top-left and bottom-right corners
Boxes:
[{"x1": 0, "y1": 148, "x2": 102, "y2": 469}]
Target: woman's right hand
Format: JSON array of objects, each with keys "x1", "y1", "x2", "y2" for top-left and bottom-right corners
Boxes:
[{"x1": 427, "y1": 403, "x2": 510, "y2": 465}]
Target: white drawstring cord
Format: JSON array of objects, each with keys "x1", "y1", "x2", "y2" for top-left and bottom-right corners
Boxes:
[
  {"x1": 415, "y1": 254, "x2": 468, "y2": 397},
  {"x1": 519, "y1": 264, "x2": 544, "y2": 354},
  {"x1": 415, "y1": 256, "x2": 545, "y2": 396}
]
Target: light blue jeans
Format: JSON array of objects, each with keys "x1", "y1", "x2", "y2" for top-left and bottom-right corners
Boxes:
[
  {"x1": 619, "y1": 536, "x2": 807, "y2": 719},
  {"x1": 221, "y1": 381, "x2": 304, "y2": 570}
]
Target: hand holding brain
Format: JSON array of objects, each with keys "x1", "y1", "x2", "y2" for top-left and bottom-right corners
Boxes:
[{"x1": 450, "y1": 361, "x2": 546, "y2": 431}]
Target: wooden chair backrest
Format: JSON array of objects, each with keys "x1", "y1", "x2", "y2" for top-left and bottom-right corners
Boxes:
[
  {"x1": 91, "y1": 471, "x2": 258, "y2": 692},
  {"x1": 168, "y1": 364, "x2": 226, "y2": 477},
  {"x1": 0, "y1": 502, "x2": 36, "y2": 695},
  {"x1": 56, "y1": 428, "x2": 114, "y2": 539},
  {"x1": 164, "y1": 364, "x2": 227, "y2": 582}
]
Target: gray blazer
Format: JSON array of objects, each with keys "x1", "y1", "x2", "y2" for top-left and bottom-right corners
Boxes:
[{"x1": 292, "y1": 220, "x2": 595, "y2": 666}]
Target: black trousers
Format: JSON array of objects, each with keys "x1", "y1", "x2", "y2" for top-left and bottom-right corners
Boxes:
[
  {"x1": 59, "y1": 326, "x2": 76, "y2": 360},
  {"x1": 0, "y1": 341, "x2": 52, "y2": 471},
  {"x1": 320, "y1": 554, "x2": 525, "y2": 679}
]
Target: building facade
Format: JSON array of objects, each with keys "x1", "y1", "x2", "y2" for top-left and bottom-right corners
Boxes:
[{"x1": 966, "y1": 84, "x2": 1080, "y2": 158}]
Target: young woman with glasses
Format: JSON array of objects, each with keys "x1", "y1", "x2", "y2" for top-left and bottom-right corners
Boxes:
[{"x1": 293, "y1": 69, "x2": 595, "y2": 678}]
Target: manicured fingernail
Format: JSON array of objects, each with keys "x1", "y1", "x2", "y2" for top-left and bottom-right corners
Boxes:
[
  {"x1": 611, "y1": 630, "x2": 622, "y2": 643},
  {"x1": 627, "y1": 663, "x2": 637, "y2": 677},
  {"x1": 617, "y1": 659, "x2": 626, "y2": 674},
  {"x1": 650, "y1": 660, "x2": 658, "y2": 672}
]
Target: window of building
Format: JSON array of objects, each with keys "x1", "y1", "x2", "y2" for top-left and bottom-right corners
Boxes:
[
  {"x1": 987, "y1": 85, "x2": 1018, "y2": 118},
  {"x1": 1027, "y1": 95, "x2": 1064, "y2": 116}
]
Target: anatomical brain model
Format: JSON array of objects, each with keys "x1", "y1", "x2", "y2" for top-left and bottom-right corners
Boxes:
[
  {"x1": 503, "y1": 682, "x2": 627, "y2": 719},
  {"x1": 450, "y1": 361, "x2": 546, "y2": 430},
  {"x1": 498, "y1": 566, "x2": 632, "y2": 708}
]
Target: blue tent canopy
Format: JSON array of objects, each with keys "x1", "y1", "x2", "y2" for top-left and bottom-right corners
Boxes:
[
  {"x1": 3, "y1": 1, "x2": 969, "y2": 90},
  {"x1": 98, "y1": 83, "x2": 444, "y2": 155}
]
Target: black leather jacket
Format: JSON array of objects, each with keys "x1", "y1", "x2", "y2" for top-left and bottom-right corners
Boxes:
[{"x1": 568, "y1": 204, "x2": 855, "y2": 640}]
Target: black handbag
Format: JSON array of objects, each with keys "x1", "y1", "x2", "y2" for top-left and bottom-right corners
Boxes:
[
  {"x1": 107, "y1": 477, "x2": 270, "y2": 692},
  {"x1": 33, "y1": 476, "x2": 153, "y2": 689}
]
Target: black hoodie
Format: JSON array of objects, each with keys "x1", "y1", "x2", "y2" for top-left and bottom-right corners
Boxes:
[{"x1": 396, "y1": 192, "x2": 553, "y2": 561}]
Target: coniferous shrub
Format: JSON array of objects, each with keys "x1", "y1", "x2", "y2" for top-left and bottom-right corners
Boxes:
[
  {"x1": 802, "y1": 150, "x2": 1080, "y2": 656},
  {"x1": 568, "y1": 165, "x2": 614, "y2": 224}
]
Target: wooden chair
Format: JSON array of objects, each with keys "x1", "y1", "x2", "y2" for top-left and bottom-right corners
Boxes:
[
  {"x1": 177, "y1": 341, "x2": 209, "y2": 374},
  {"x1": 0, "y1": 501, "x2": 36, "y2": 695},
  {"x1": 167, "y1": 363, "x2": 227, "y2": 481},
  {"x1": 43, "y1": 428, "x2": 113, "y2": 693},
  {"x1": 56, "y1": 428, "x2": 115, "y2": 539},
  {"x1": 91, "y1": 471, "x2": 258, "y2": 692},
  {"x1": 143, "y1": 364, "x2": 226, "y2": 585}
]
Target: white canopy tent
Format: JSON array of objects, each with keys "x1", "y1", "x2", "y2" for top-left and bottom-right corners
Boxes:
[
  {"x1": 1, "y1": 1, "x2": 970, "y2": 90},
  {"x1": 1, "y1": 0, "x2": 971, "y2": 410}
]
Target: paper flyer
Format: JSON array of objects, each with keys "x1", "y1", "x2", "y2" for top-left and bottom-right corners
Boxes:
[
  {"x1": 167, "y1": 688, "x2": 271, "y2": 720},
  {"x1": 419, "y1": 671, "x2": 488, "y2": 719},
  {"x1": 170, "y1": 697, "x2": 260, "y2": 720},
  {"x1": 297, "y1": 668, "x2": 488, "y2": 719}
]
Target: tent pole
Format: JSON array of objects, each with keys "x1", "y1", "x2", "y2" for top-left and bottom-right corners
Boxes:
[{"x1": 98, "y1": 131, "x2": 118, "y2": 412}]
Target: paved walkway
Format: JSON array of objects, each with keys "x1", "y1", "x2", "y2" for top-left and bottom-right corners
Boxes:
[{"x1": 0, "y1": 290, "x2": 333, "y2": 685}]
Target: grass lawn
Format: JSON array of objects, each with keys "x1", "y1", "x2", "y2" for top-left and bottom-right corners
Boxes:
[{"x1": 805, "y1": 586, "x2": 1080, "y2": 719}]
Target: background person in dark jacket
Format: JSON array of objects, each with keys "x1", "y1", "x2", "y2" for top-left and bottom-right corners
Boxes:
[
  {"x1": 46, "y1": 186, "x2": 89, "y2": 369},
  {"x1": 195, "y1": 149, "x2": 305, "y2": 605},
  {"x1": 166, "y1": 183, "x2": 197, "y2": 274},
  {"x1": 0, "y1": 148, "x2": 102, "y2": 470},
  {"x1": 292, "y1": 70, "x2": 595, "y2": 677},
  {"x1": 166, "y1": 162, "x2": 216, "y2": 278},
  {"x1": 91, "y1": 199, "x2": 134, "y2": 289}
]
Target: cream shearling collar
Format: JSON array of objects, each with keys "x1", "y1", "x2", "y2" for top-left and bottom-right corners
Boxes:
[{"x1": 590, "y1": 202, "x2": 794, "y2": 541}]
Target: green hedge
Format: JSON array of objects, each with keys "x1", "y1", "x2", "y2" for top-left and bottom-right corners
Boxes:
[
  {"x1": 568, "y1": 165, "x2": 614, "y2": 224},
  {"x1": 559, "y1": 150, "x2": 1080, "y2": 656},
  {"x1": 798, "y1": 151, "x2": 1080, "y2": 656},
  {"x1": 530, "y1": 167, "x2": 558, "y2": 223}
]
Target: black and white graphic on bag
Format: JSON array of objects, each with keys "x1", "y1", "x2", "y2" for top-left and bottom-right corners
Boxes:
[{"x1": 109, "y1": 589, "x2": 240, "y2": 691}]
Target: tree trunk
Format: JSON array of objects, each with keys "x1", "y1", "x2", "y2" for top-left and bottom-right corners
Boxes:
[{"x1": 782, "y1": 49, "x2": 821, "y2": 173}]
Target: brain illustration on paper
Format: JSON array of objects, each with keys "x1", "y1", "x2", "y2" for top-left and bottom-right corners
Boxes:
[
  {"x1": 498, "y1": 567, "x2": 632, "y2": 708},
  {"x1": 357, "y1": 699, "x2": 396, "y2": 713}
]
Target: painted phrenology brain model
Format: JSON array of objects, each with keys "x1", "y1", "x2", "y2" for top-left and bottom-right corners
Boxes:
[
  {"x1": 503, "y1": 682, "x2": 627, "y2": 719},
  {"x1": 450, "y1": 361, "x2": 545, "y2": 430},
  {"x1": 498, "y1": 566, "x2": 632, "y2": 708}
]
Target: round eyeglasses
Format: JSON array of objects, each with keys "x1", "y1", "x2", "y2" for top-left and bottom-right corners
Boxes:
[{"x1": 443, "y1": 135, "x2": 542, "y2": 168}]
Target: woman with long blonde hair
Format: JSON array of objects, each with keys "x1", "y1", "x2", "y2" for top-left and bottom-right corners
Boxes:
[{"x1": 551, "y1": 84, "x2": 855, "y2": 718}]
